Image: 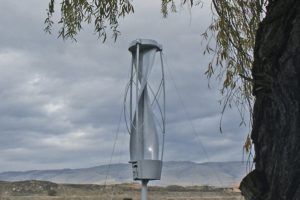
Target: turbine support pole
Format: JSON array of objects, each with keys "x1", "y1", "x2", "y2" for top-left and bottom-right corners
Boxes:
[{"x1": 141, "y1": 180, "x2": 148, "y2": 200}]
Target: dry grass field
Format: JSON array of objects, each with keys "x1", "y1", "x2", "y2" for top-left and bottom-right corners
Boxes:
[{"x1": 0, "y1": 180, "x2": 244, "y2": 200}]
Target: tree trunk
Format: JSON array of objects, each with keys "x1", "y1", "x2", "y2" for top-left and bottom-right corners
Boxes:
[{"x1": 240, "y1": 0, "x2": 300, "y2": 200}]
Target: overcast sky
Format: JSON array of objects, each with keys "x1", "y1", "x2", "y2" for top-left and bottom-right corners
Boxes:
[{"x1": 0, "y1": 0, "x2": 250, "y2": 172}]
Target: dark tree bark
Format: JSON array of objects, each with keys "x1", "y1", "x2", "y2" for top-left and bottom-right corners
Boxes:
[{"x1": 240, "y1": 0, "x2": 300, "y2": 200}]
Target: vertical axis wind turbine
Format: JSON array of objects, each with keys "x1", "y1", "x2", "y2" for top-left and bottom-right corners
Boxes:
[{"x1": 124, "y1": 39, "x2": 166, "y2": 200}]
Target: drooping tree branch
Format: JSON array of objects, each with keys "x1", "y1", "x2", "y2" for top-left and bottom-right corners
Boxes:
[{"x1": 45, "y1": 0, "x2": 134, "y2": 41}]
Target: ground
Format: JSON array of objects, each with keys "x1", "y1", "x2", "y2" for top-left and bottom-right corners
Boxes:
[{"x1": 0, "y1": 180, "x2": 243, "y2": 200}]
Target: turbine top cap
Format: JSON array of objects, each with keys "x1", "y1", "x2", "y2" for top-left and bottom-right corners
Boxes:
[{"x1": 129, "y1": 39, "x2": 162, "y2": 53}]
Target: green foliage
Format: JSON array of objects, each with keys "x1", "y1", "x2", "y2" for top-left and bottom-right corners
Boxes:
[
  {"x1": 162, "y1": 0, "x2": 267, "y2": 155},
  {"x1": 45, "y1": 0, "x2": 134, "y2": 41},
  {"x1": 202, "y1": 0, "x2": 267, "y2": 133},
  {"x1": 204, "y1": 0, "x2": 267, "y2": 154}
]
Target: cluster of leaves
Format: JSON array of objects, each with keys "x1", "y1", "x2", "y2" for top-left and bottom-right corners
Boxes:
[
  {"x1": 201, "y1": 0, "x2": 267, "y2": 153},
  {"x1": 45, "y1": 0, "x2": 134, "y2": 41},
  {"x1": 161, "y1": 0, "x2": 177, "y2": 17},
  {"x1": 162, "y1": 0, "x2": 266, "y2": 157},
  {"x1": 203, "y1": 0, "x2": 266, "y2": 127}
]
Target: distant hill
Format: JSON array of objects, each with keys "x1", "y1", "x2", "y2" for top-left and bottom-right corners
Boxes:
[{"x1": 0, "y1": 161, "x2": 251, "y2": 186}]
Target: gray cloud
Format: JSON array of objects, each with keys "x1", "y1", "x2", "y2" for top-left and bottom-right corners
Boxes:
[{"x1": 0, "y1": 0, "x2": 250, "y2": 172}]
